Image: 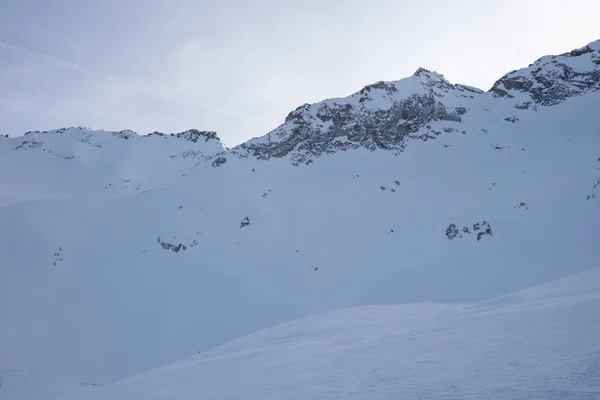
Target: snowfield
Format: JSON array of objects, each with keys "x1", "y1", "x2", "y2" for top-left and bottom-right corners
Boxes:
[
  {"x1": 62, "y1": 266, "x2": 600, "y2": 400},
  {"x1": 1, "y1": 40, "x2": 599, "y2": 399}
]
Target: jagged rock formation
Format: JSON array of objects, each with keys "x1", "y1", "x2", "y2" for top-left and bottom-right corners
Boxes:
[
  {"x1": 227, "y1": 40, "x2": 600, "y2": 166},
  {"x1": 232, "y1": 69, "x2": 480, "y2": 165},
  {"x1": 490, "y1": 41, "x2": 600, "y2": 106},
  {"x1": 149, "y1": 129, "x2": 220, "y2": 143}
]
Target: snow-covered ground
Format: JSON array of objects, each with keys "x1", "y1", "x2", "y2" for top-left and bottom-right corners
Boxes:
[
  {"x1": 1, "y1": 40, "x2": 599, "y2": 399},
  {"x1": 59, "y1": 265, "x2": 600, "y2": 400}
]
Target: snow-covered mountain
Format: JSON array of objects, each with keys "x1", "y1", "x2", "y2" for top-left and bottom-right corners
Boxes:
[
  {"x1": 229, "y1": 40, "x2": 600, "y2": 165},
  {"x1": 1, "y1": 39, "x2": 599, "y2": 400}
]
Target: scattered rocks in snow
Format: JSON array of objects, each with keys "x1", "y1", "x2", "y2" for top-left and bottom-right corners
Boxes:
[
  {"x1": 514, "y1": 101, "x2": 535, "y2": 110},
  {"x1": 492, "y1": 145, "x2": 504, "y2": 150},
  {"x1": 504, "y1": 116, "x2": 519, "y2": 123},
  {"x1": 13, "y1": 140, "x2": 44, "y2": 150},
  {"x1": 112, "y1": 130, "x2": 135, "y2": 140},
  {"x1": 170, "y1": 150, "x2": 206, "y2": 160},
  {"x1": 240, "y1": 217, "x2": 251, "y2": 228},
  {"x1": 380, "y1": 181, "x2": 400, "y2": 192},
  {"x1": 53, "y1": 246, "x2": 64, "y2": 266},
  {"x1": 514, "y1": 202, "x2": 530, "y2": 210},
  {"x1": 157, "y1": 236, "x2": 198, "y2": 253},
  {"x1": 445, "y1": 221, "x2": 493, "y2": 242},
  {"x1": 79, "y1": 132, "x2": 104, "y2": 148}
]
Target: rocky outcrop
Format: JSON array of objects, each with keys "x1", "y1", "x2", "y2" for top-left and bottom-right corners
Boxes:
[
  {"x1": 490, "y1": 41, "x2": 600, "y2": 106},
  {"x1": 233, "y1": 69, "x2": 478, "y2": 166},
  {"x1": 211, "y1": 156, "x2": 227, "y2": 168},
  {"x1": 172, "y1": 129, "x2": 219, "y2": 143}
]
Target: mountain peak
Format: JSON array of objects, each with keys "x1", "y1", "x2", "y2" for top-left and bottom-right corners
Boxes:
[{"x1": 412, "y1": 67, "x2": 446, "y2": 81}]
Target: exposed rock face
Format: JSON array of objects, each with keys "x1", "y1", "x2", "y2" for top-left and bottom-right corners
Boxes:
[
  {"x1": 233, "y1": 69, "x2": 480, "y2": 166},
  {"x1": 173, "y1": 129, "x2": 220, "y2": 143},
  {"x1": 490, "y1": 41, "x2": 600, "y2": 106},
  {"x1": 225, "y1": 40, "x2": 600, "y2": 167}
]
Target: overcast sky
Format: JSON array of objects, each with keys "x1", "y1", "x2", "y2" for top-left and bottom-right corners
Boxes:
[{"x1": 0, "y1": 0, "x2": 598, "y2": 146}]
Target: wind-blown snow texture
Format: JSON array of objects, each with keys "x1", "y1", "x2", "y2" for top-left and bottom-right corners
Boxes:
[
  {"x1": 61, "y1": 266, "x2": 600, "y2": 400},
  {"x1": 1, "y1": 40, "x2": 599, "y2": 399}
]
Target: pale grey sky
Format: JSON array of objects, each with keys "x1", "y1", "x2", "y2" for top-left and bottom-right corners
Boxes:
[{"x1": 1, "y1": 0, "x2": 598, "y2": 146}]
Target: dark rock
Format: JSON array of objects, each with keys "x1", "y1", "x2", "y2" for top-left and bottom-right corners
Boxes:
[
  {"x1": 445, "y1": 223, "x2": 461, "y2": 240},
  {"x1": 212, "y1": 156, "x2": 227, "y2": 168},
  {"x1": 240, "y1": 217, "x2": 251, "y2": 228}
]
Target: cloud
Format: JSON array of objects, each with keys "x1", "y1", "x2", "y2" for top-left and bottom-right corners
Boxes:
[{"x1": 0, "y1": 41, "x2": 82, "y2": 73}]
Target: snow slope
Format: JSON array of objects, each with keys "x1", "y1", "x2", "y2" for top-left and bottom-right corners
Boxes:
[
  {"x1": 0, "y1": 127, "x2": 225, "y2": 206},
  {"x1": 1, "y1": 40, "x2": 600, "y2": 399},
  {"x1": 61, "y1": 266, "x2": 600, "y2": 400}
]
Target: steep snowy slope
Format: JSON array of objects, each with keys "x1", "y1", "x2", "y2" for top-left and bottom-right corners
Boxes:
[
  {"x1": 1, "y1": 40, "x2": 600, "y2": 400},
  {"x1": 61, "y1": 266, "x2": 600, "y2": 400}
]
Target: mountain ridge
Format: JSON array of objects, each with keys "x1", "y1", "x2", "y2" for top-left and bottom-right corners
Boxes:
[{"x1": 3, "y1": 39, "x2": 599, "y2": 156}]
